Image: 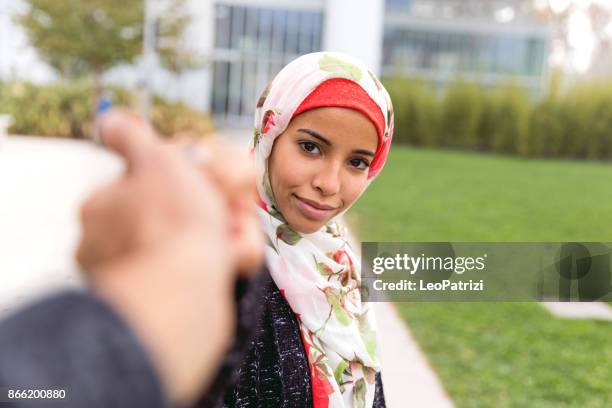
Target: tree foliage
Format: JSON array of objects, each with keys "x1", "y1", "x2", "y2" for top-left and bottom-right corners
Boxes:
[{"x1": 18, "y1": 0, "x2": 193, "y2": 78}]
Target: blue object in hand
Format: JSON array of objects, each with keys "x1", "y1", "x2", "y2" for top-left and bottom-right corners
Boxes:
[{"x1": 97, "y1": 95, "x2": 112, "y2": 116}]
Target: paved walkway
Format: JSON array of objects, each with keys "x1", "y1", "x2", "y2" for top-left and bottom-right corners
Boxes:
[
  {"x1": 0, "y1": 133, "x2": 455, "y2": 407},
  {"x1": 0, "y1": 136, "x2": 120, "y2": 317},
  {"x1": 541, "y1": 301, "x2": 612, "y2": 321},
  {"x1": 374, "y1": 302, "x2": 455, "y2": 407},
  {"x1": 341, "y1": 231, "x2": 454, "y2": 408}
]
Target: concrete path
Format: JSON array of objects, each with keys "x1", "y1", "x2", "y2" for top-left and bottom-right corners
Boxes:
[
  {"x1": 341, "y1": 232, "x2": 454, "y2": 407},
  {"x1": 541, "y1": 301, "x2": 612, "y2": 321},
  {"x1": 0, "y1": 136, "x2": 121, "y2": 317},
  {"x1": 374, "y1": 302, "x2": 455, "y2": 407}
]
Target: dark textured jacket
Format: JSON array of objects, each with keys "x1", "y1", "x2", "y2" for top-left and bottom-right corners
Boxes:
[
  {"x1": 0, "y1": 292, "x2": 166, "y2": 408},
  {"x1": 198, "y1": 267, "x2": 386, "y2": 408}
]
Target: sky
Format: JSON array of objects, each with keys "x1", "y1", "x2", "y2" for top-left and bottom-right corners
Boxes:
[
  {"x1": 538, "y1": 0, "x2": 612, "y2": 73},
  {"x1": 0, "y1": 0, "x2": 56, "y2": 82}
]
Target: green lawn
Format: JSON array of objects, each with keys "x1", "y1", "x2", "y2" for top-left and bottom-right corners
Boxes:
[{"x1": 349, "y1": 147, "x2": 612, "y2": 408}]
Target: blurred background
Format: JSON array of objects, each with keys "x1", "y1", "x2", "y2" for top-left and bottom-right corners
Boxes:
[{"x1": 1, "y1": 0, "x2": 612, "y2": 407}]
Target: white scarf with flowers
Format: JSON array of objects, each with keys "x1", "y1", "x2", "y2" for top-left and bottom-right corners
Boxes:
[{"x1": 249, "y1": 52, "x2": 394, "y2": 408}]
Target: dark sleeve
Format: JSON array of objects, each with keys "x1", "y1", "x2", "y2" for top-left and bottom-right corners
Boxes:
[
  {"x1": 222, "y1": 274, "x2": 313, "y2": 408},
  {"x1": 0, "y1": 291, "x2": 167, "y2": 408},
  {"x1": 194, "y1": 268, "x2": 270, "y2": 408},
  {"x1": 373, "y1": 372, "x2": 386, "y2": 408}
]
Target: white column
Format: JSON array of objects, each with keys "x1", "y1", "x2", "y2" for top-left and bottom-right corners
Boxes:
[
  {"x1": 177, "y1": 0, "x2": 216, "y2": 112},
  {"x1": 322, "y1": 0, "x2": 385, "y2": 75}
]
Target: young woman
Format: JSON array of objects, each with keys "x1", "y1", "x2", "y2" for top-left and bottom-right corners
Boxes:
[{"x1": 220, "y1": 52, "x2": 394, "y2": 408}]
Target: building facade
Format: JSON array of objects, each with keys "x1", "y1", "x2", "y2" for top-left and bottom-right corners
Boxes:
[
  {"x1": 383, "y1": 0, "x2": 550, "y2": 94},
  {"x1": 207, "y1": 0, "x2": 384, "y2": 123},
  {"x1": 1, "y1": 0, "x2": 550, "y2": 120},
  {"x1": 203, "y1": 0, "x2": 549, "y2": 122}
]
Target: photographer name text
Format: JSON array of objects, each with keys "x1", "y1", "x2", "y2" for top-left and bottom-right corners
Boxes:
[{"x1": 372, "y1": 279, "x2": 484, "y2": 291}]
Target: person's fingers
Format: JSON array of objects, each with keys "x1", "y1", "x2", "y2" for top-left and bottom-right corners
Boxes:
[
  {"x1": 77, "y1": 180, "x2": 130, "y2": 271},
  {"x1": 184, "y1": 138, "x2": 256, "y2": 199},
  {"x1": 177, "y1": 138, "x2": 262, "y2": 275},
  {"x1": 170, "y1": 131, "x2": 204, "y2": 142},
  {"x1": 228, "y1": 201, "x2": 265, "y2": 277},
  {"x1": 97, "y1": 109, "x2": 158, "y2": 170},
  {"x1": 234, "y1": 217, "x2": 265, "y2": 277}
]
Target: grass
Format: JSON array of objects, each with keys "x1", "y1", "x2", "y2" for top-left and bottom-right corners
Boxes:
[{"x1": 349, "y1": 147, "x2": 612, "y2": 408}]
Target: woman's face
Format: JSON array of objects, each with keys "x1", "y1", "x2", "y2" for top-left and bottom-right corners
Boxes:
[{"x1": 268, "y1": 107, "x2": 378, "y2": 234}]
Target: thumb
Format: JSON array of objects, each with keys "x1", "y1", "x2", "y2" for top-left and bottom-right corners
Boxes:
[{"x1": 97, "y1": 109, "x2": 158, "y2": 170}]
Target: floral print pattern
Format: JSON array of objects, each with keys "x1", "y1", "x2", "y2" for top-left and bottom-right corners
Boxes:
[{"x1": 250, "y1": 52, "x2": 393, "y2": 408}]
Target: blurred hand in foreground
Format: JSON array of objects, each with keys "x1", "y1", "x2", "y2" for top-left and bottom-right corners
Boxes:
[
  {"x1": 178, "y1": 136, "x2": 264, "y2": 276},
  {"x1": 76, "y1": 110, "x2": 262, "y2": 406},
  {"x1": 78, "y1": 113, "x2": 263, "y2": 277}
]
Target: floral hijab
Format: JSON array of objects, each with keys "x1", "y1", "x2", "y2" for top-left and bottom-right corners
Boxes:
[{"x1": 249, "y1": 52, "x2": 394, "y2": 408}]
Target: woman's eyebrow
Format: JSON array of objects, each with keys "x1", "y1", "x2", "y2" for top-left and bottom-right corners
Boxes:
[
  {"x1": 353, "y1": 149, "x2": 375, "y2": 157},
  {"x1": 298, "y1": 128, "x2": 375, "y2": 156},
  {"x1": 297, "y1": 128, "x2": 331, "y2": 145}
]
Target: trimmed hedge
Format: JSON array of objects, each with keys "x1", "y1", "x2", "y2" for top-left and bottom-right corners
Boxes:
[
  {"x1": 385, "y1": 78, "x2": 439, "y2": 147},
  {"x1": 384, "y1": 77, "x2": 612, "y2": 160},
  {"x1": 0, "y1": 81, "x2": 214, "y2": 139}
]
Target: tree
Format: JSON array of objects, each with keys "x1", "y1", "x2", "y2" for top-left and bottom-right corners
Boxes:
[
  {"x1": 154, "y1": 0, "x2": 198, "y2": 72},
  {"x1": 18, "y1": 0, "x2": 194, "y2": 96}
]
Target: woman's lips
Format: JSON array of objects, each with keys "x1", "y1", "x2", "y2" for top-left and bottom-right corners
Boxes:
[{"x1": 292, "y1": 194, "x2": 337, "y2": 221}]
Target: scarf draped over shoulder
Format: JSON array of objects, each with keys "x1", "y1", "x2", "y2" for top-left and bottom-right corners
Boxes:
[{"x1": 249, "y1": 52, "x2": 394, "y2": 408}]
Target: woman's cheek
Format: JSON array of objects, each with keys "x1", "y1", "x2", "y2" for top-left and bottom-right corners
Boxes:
[
  {"x1": 277, "y1": 148, "x2": 304, "y2": 186},
  {"x1": 342, "y1": 174, "x2": 368, "y2": 208},
  {"x1": 291, "y1": 157, "x2": 318, "y2": 189}
]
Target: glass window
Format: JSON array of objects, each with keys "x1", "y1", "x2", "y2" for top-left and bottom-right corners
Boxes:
[
  {"x1": 271, "y1": 10, "x2": 287, "y2": 54},
  {"x1": 298, "y1": 12, "x2": 314, "y2": 55},
  {"x1": 382, "y1": 23, "x2": 547, "y2": 94},
  {"x1": 211, "y1": 61, "x2": 229, "y2": 115},
  {"x1": 214, "y1": 5, "x2": 231, "y2": 49},
  {"x1": 284, "y1": 11, "x2": 300, "y2": 56},
  {"x1": 526, "y1": 37, "x2": 545, "y2": 76},
  {"x1": 229, "y1": 6, "x2": 246, "y2": 50},
  {"x1": 386, "y1": 0, "x2": 412, "y2": 10},
  {"x1": 212, "y1": 4, "x2": 323, "y2": 120}
]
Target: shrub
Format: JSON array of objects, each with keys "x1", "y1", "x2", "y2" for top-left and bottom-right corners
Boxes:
[
  {"x1": 5, "y1": 81, "x2": 123, "y2": 138},
  {"x1": 476, "y1": 90, "x2": 498, "y2": 151},
  {"x1": 384, "y1": 73, "x2": 612, "y2": 162},
  {"x1": 489, "y1": 82, "x2": 531, "y2": 155},
  {"x1": 439, "y1": 81, "x2": 482, "y2": 149},
  {"x1": 529, "y1": 99, "x2": 565, "y2": 158},
  {"x1": 151, "y1": 96, "x2": 215, "y2": 138},
  {"x1": 564, "y1": 85, "x2": 592, "y2": 158},
  {"x1": 588, "y1": 85, "x2": 612, "y2": 160},
  {"x1": 384, "y1": 78, "x2": 439, "y2": 146},
  {"x1": 3, "y1": 81, "x2": 213, "y2": 139},
  {"x1": 565, "y1": 82, "x2": 612, "y2": 160}
]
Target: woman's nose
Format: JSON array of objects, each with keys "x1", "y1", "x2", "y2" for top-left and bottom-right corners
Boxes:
[{"x1": 312, "y1": 160, "x2": 342, "y2": 196}]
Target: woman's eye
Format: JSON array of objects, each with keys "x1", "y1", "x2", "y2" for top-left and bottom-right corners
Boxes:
[
  {"x1": 299, "y1": 141, "x2": 320, "y2": 155},
  {"x1": 349, "y1": 158, "x2": 370, "y2": 170}
]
